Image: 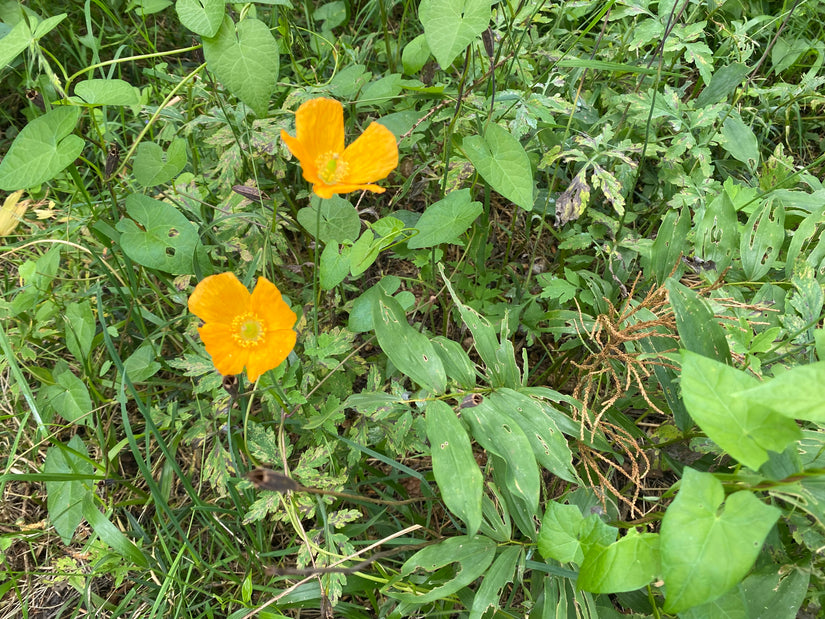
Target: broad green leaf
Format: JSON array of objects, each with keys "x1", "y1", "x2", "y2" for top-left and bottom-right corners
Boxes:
[
  {"x1": 739, "y1": 361, "x2": 825, "y2": 422},
  {"x1": 461, "y1": 402, "x2": 540, "y2": 516},
  {"x1": 297, "y1": 196, "x2": 360, "y2": 243},
  {"x1": 537, "y1": 501, "x2": 585, "y2": 564},
  {"x1": 469, "y1": 546, "x2": 521, "y2": 619},
  {"x1": 678, "y1": 586, "x2": 748, "y2": 619},
  {"x1": 418, "y1": 0, "x2": 491, "y2": 69},
  {"x1": 0, "y1": 107, "x2": 84, "y2": 191},
  {"x1": 133, "y1": 138, "x2": 187, "y2": 186},
  {"x1": 116, "y1": 194, "x2": 199, "y2": 274},
  {"x1": 661, "y1": 468, "x2": 780, "y2": 613},
  {"x1": 407, "y1": 188, "x2": 482, "y2": 248},
  {"x1": 577, "y1": 529, "x2": 660, "y2": 594},
  {"x1": 392, "y1": 535, "x2": 496, "y2": 605},
  {"x1": 740, "y1": 201, "x2": 784, "y2": 281},
  {"x1": 680, "y1": 351, "x2": 801, "y2": 469},
  {"x1": 431, "y1": 335, "x2": 476, "y2": 388},
  {"x1": 202, "y1": 16, "x2": 279, "y2": 117},
  {"x1": 123, "y1": 342, "x2": 161, "y2": 382},
  {"x1": 44, "y1": 435, "x2": 94, "y2": 544},
  {"x1": 722, "y1": 116, "x2": 759, "y2": 168},
  {"x1": 426, "y1": 400, "x2": 482, "y2": 535},
  {"x1": 64, "y1": 302, "x2": 95, "y2": 364},
  {"x1": 695, "y1": 185, "x2": 739, "y2": 272},
  {"x1": 0, "y1": 18, "x2": 32, "y2": 69},
  {"x1": 319, "y1": 242, "x2": 351, "y2": 290},
  {"x1": 484, "y1": 389, "x2": 577, "y2": 482},
  {"x1": 72, "y1": 79, "x2": 141, "y2": 106},
  {"x1": 176, "y1": 0, "x2": 224, "y2": 37},
  {"x1": 695, "y1": 62, "x2": 749, "y2": 108},
  {"x1": 741, "y1": 567, "x2": 809, "y2": 619},
  {"x1": 41, "y1": 366, "x2": 94, "y2": 427},
  {"x1": 82, "y1": 494, "x2": 151, "y2": 568},
  {"x1": 462, "y1": 123, "x2": 534, "y2": 211},
  {"x1": 648, "y1": 207, "x2": 689, "y2": 283},
  {"x1": 666, "y1": 279, "x2": 730, "y2": 362},
  {"x1": 132, "y1": 0, "x2": 172, "y2": 15},
  {"x1": 348, "y1": 276, "x2": 414, "y2": 332},
  {"x1": 402, "y1": 33, "x2": 431, "y2": 75},
  {"x1": 372, "y1": 293, "x2": 446, "y2": 393}
]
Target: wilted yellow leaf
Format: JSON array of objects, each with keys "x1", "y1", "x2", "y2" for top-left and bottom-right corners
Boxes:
[{"x1": 0, "y1": 190, "x2": 28, "y2": 236}]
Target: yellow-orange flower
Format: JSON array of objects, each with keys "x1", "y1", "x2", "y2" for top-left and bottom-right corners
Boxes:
[
  {"x1": 188, "y1": 273, "x2": 297, "y2": 382},
  {"x1": 280, "y1": 97, "x2": 399, "y2": 199}
]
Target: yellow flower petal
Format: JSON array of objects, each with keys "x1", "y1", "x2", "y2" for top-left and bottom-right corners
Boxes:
[
  {"x1": 312, "y1": 182, "x2": 386, "y2": 199},
  {"x1": 294, "y1": 98, "x2": 345, "y2": 167},
  {"x1": 198, "y1": 323, "x2": 249, "y2": 377},
  {"x1": 245, "y1": 329, "x2": 297, "y2": 382},
  {"x1": 342, "y1": 122, "x2": 398, "y2": 185},
  {"x1": 280, "y1": 129, "x2": 321, "y2": 185},
  {"x1": 188, "y1": 273, "x2": 250, "y2": 324},
  {"x1": 249, "y1": 277, "x2": 297, "y2": 331}
]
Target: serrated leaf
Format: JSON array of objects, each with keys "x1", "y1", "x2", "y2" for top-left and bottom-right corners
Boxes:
[
  {"x1": 418, "y1": 0, "x2": 491, "y2": 69},
  {"x1": 680, "y1": 351, "x2": 801, "y2": 470},
  {"x1": 202, "y1": 16, "x2": 279, "y2": 117},
  {"x1": 426, "y1": 400, "x2": 483, "y2": 535},
  {"x1": 408, "y1": 188, "x2": 481, "y2": 248},
  {"x1": 462, "y1": 123, "x2": 533, "y2": 211},
  {"x1": 0, "y1": 107, "x2": 84, "y2": 191},
  {"x1": 44, "y1": 435, "x2": 94, "y2": 544},
  {"x1": 661, "y1": 468, "x2": 780, "y2": 613},
  {"x1": 116, "y1": 194, "x2": 199, "y2": 274},
  {"x1": 133, "y1": 138, "x2": 187, "y2": 186},
  {"x1": 372, "y1": 293, "x2": 446, "y2": 393},
  {"x1": 73, "y1": 79, "x2": 141, "y2": 106},
  {"x1": 554, "y1": 173, "x2": 589, "y2": 226},
  {"x1": 176, "y1": 0, "x2": 224, "y2": 37}
]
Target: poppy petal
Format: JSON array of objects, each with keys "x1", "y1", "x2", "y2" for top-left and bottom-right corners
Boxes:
[
  {"x1": 249, "y1": 277, "x2": 298, "y2": 331},
  {"x1": 342, "y1": 122, "x2": 398, "y2": 184},
  {"x1": 245, "y1": 329, "x2": 297, "y2": 382},
  {"x1": 281, "y1": 130, "x2": 323, "y2": 185},
  {"x1": 199, "y1": 323, "x2": 248, "y2": 377},
  {"x1": 189, "y1": 272, "x2": 250, "y2": 324},
  {"x1": 312, "y1": 182, "x2": 386, "y2": 199},
  {"x1": 294, "y1": 98, "x2": 345, "y2": 165}
]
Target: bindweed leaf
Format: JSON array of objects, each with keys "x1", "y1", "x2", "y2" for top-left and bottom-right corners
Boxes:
[
  {"x1": 176, "y1": 0, "x2": 224, "y2": 37},
  {"x1": 407, "y1": 188, "x2": 482, "y2": 249},
  {"x1": 418, "y1": 0, "x2": 491, "y2": 69},
  {"x1": 133, "y1": 138, "x2": 187, "y2": 186},
  {"x1": 44, "y1": 435, "x2": 94, "y2": 544}
]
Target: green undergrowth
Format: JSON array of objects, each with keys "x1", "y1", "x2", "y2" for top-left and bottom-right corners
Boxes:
[{"x1": 2, "y1": 0, "x2": 825, "y2": 617}]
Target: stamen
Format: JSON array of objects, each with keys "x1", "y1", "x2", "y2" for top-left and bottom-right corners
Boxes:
[
  {"x1": 231, "y1": 312, "x2": 266, "y2": 348},
  {"x1": 315, "y1": 151, "x2": 348, "y2": 185}
]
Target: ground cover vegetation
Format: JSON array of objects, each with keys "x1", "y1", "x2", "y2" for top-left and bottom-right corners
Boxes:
[{"x1": 1, "y1": 0, "x2": 825, "y2": 616}]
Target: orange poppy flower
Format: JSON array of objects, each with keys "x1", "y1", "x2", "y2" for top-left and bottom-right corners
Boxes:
[
  {"x1": 188, "y1": 273, "x2": 297, "y2": 382},
  {"x1": 280, "y1": 97, "x2": 399, "y2": 199}
]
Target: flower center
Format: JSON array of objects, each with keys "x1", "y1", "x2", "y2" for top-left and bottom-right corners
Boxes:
[
  {"x1": 315, "y1": 151, "x2": 348, "y2": 185},
  {"x1": 231, "y1": 312, "x2": 266, "y2": 348}
]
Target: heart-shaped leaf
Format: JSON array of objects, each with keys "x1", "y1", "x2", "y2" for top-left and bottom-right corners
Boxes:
[
  {"x1": 419, "y1": 0, "x2": 491, "y2": 69},
  {"x1": 133, "y1": 138, "x2": 187, "y2": 186},
  {"x1": 176, "y1": 0, "x2": 224, "y2": 37},
  {"x1": 408, "y1": 188, "x2": 481, "y2": 248},
  {"x1": 44, "y1": 435, "x2": 94, "y2": 544},
  {"x1": 73, "y1": 78, "x2": 141, "y2": 106},
  {"x1": 0, "y1": 107, "x2": 84, "y2": 191},
  {"x1": 116, "y1": 194, "x2": 200, "y2": 274},
  {"x1": 202, "y1": 16, "x2": 279, "y2": 117}
]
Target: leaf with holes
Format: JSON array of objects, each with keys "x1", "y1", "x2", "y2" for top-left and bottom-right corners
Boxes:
[
  {"x1": 740, "y1": 201, "x2": 784, "y2": 281},
  {"x1": 426, "y1": 400, "x2": 482, "y2": 535},
  {"x1": 202, "y1": 16, "x2": 279, "y2": 117},
  {"x1": 116, "y1": 194, "x2": 200, "y2": 274},
  {"x1": 0, "y1": 106, "x2": 84, "y2": 191},
  {"x1": 133, "y1": 138, "x2": 187, "y2": 186}
]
